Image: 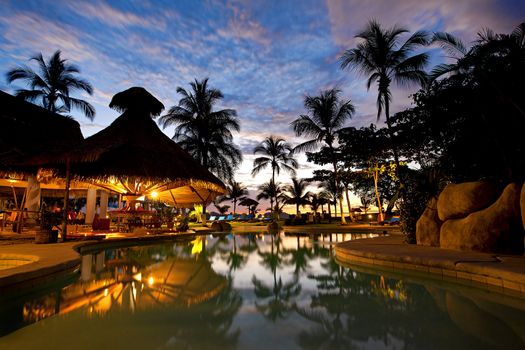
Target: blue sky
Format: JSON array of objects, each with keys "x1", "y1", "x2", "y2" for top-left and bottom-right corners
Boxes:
[{"x1": 1, "y1": 0, "x2": 524, "y2": 210}]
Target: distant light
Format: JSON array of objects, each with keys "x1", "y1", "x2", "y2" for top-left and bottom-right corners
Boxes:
[
  {"x1": 151, "y1": 191, "x2": 158, "y2": 199},
  {"x1": 148, "y1": 276, "x2": 154, "y2": 286},
  {"x1": 368, "y1": 215, "x2": 372, "y2": 218}
]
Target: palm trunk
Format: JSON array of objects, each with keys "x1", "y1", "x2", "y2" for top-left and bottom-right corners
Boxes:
[
  {"x1": 331, "y1": 156, "x2": 347, "y2": 225},
  {"x1": 373, "y1": 163, "x2": 384, "y2": 223},
  {"x1": 344, "y1": 186, "x2": 355, "y2": 222}
]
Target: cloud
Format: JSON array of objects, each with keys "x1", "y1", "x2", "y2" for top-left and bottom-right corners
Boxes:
[
  {"x1": 325, "y1": 0, "x2": 522, "y2": 48},
  {"x1": 0, "y1": 13, "x2": 97, "y2": 63},
  {"x1": 67, "y1": 1, "x2": 167, "y2": 30},
  {"x1": 216, "y1": 1, "x2": 271, "y2": 46}
]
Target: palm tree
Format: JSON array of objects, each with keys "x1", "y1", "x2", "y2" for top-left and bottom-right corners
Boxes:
[
  {"x1": 282, "y1": 177, "x2": 312, "y2": 216},
  {"x1": 257, "y1": 181, "x2": 282, "y2": 216},
  {"x1": 159, "y1": 78, "x2": 242, "y2": 181},
  {"x1": 308, "y1": 193, "x2": 323, "y2": 223},
  {"x1": 252, "y1": 136, "x2": 298, "y2": 217},
  {"x1": 6, "y1": 50, "x2": 95, "y2": 120},
  {"x1": 340, "y1": 19, "x2": 429, "y2": 165},
  {"x1": 291, "y1": 89, "x2": 354, "y2": 224},
  {"x1": 222, "y1": 181, "x2": 248, "y2": 215}
]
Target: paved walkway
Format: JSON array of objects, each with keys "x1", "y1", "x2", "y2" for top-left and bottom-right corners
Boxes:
[
  {"x1": 335, "y1": 235, "x2": 525, "y2": 295},
  {"x1": 0, "y1": 242, "x2": 80, "y2": 294}
]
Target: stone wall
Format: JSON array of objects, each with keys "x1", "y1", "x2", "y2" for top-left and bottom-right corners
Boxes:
[{"x1": 416, "y1": 181, "x2": 525, "y2": 254}]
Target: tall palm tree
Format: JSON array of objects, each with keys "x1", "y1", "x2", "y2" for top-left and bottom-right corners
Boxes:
[
  {"x1": 282, "y1": 177, "x2": 312, "y2": 216},
  {"x1": 252, "y1": 136, "x2": 298, "y2": 217},
  {"x1": 159, "y1": 78, "x2": 242, "y2": 181},
  {"x1": 6, "y1": 50, "x2": 95, "y2": 120},
  {"x1": 340, "y1": 19, "x2": 429, "y2": 165},
  {"x1": 291, "y1": 88, "x2": 354, "y2": 224}
]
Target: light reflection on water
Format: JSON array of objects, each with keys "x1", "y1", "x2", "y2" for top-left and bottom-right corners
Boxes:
[{"x1": 0, "y1": 232, "x2": 524, "y2": 350}]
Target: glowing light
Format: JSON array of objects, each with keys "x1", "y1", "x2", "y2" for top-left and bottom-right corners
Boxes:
[
  {"x1": 368, "y1": 215, "x2": 372, "y2": 219},
  {"x1": 133, "y1": 272, "x2": 142, "y2": 281},
  {"x1": 150, "y1": 191, "x2": 158, "y2": 199},
  {"x1": 104, "y1": 288, "x2": 108, "y2": 297},
  {"x1": 148, "y1": 276, "x2": 155, "y2": 286}
]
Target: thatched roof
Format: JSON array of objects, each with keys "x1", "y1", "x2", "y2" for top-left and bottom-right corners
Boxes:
[
  {"x1": 27, "y1": 87, "x2": 225, "y2": 202},
  {"x1": 0, "y1": 90, "x2": 83, "y2": 173}
]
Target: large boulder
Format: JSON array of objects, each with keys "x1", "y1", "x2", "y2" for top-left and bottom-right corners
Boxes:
[
  {"x1": 210, "y1": 221, "x2": 232, "y2": 232},
  {"x1": 416, "y1": 197, "x2": 442, "y2": 246},
  {"x1": 437, "y1": 181, "x2": 500, "y2": 221},
  {"x1": 440, "y1": 183, "x2": 524, "y2": 254}
]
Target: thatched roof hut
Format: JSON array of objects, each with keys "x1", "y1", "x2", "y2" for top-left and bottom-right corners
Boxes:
[
  {"x1": 34, "y1": 87, "x2": 225, "y2": 204},
  {"x1": 0, "y1": 90, "x2": 83, "y2": 174}
]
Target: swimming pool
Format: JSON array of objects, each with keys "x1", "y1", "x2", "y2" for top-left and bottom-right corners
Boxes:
[{"x1": 0, "y1": 232, "x2": 524, "y2": 349}]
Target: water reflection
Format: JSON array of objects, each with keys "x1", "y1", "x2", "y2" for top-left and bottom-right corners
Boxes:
[{"x1": 0, "y1": 232, "x2": 524, "y2": 350}]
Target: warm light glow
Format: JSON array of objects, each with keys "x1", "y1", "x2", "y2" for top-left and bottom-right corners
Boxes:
[
  {"x1": 133, "y1": 272, "x2": 142, "y2": 281},
  {"x1": 150, "y1": 191, "x2": 158, "y2": 199},
  {"x1": 148, "y1": 276, "x2": 154, "y2": 286},
  {"x1": 368, "y1": 215, "x2": 372, "y2": 218}
]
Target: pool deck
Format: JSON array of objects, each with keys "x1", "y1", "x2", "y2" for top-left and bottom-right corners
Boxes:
[{"x1": 335, "y1": 235, "x2": 525, "y2": 295}]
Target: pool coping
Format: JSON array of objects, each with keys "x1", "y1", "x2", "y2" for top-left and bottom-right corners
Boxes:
[{"x1": 335, "y1": 235, "x2": 525, "y2": 295}]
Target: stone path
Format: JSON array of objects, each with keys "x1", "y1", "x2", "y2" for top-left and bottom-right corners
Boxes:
[{"x1": 336, "y1": 235, "x2": 525, "y2": 295}]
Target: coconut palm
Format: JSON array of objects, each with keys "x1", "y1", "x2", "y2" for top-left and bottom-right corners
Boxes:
[
  {"x1": 6, "y1": 50, "x2": 95, "y2": 120},
  {"x1": 291, "y1": 88, "x2": 354, "y2": 224},
  {"x1": 252, "y1": 136, "x2": 298, "y2": 216},
  {"x1": 159, "y1": 78, "x2": 241, "y2": 181},
  {"x1": 257, "y1": 181, "x2": 282, "y2": 216},
  {"x1": 340, "y1": 19, "x2": 429, "y2": 165},
  {"x1": 221, "y1": 181, "x2": 248, "y2": 215},
  {"x1": 282, "y1": 178, "x2": 312, "y2": 216},
  {"x1": 308, "y1": 193, "x2": 324, "y2": 223}
]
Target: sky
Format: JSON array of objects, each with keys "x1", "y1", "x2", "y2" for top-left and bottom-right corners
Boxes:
[{"x1": 0, "y1": 0, "x2": 524, "y2": 213}]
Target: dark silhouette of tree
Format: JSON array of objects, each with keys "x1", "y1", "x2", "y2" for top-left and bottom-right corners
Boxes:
[
  {"x1": 252, "y1": 136, "x2": 298, "y2": 216},
  {"x1": 340, "y1": 19, "x2": 429, "y2": 167},
  {"x1": 159, "y1": 78, "x2": 241, "y2": 181},
  {"x1": 282, "y1": 177, "x2": 312, "y2": 216},
  {"x1": 6, "y1": 50, "x2": 95, "y2": 120},
  {"x1": 257, "y1": 180, "x2": 283, "y2": 215},
  {"x1": 220, "y1": 181, "x2": 248, "y2": 215},
  {"x1": 291, "y1": 88, "x2": 354, "y2": 224}
]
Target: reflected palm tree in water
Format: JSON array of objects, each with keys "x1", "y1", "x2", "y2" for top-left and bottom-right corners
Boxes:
[
  {"x1": 285, "y1": 236, "x2": 313, "y2": 277},
  {"x1": 252, "y1": 234, "x2": 301, "y2": 322},
  {"x1": 227, "y1": 235, "x2": 248, "y2": 272}
]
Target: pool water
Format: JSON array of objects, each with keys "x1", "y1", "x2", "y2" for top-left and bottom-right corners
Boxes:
[{"x1": 0, "y1": 232, "x2": 524, "y2": 349}]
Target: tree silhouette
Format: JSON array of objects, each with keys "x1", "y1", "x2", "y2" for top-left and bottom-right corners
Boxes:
[
  {"x1": 6, "y1": 50, "x2": 95, "y2": 120},
  {"x1": 159, "y1": 78, "x2": 241, "y2": 181},
  {"x1": 292, "y1": 88, "x2": 354, "y2": 224}
]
